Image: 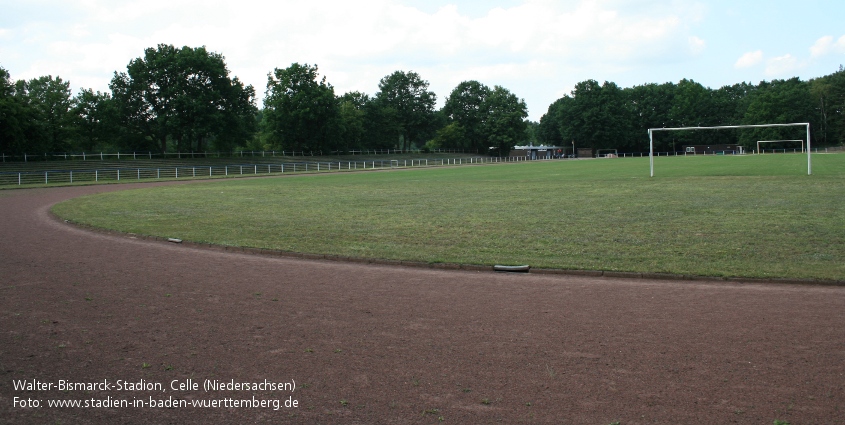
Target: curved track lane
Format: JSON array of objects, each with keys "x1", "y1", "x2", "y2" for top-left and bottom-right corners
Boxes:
[{"x1": 1, "y1": 183, "x2": 844, "y2": 424}]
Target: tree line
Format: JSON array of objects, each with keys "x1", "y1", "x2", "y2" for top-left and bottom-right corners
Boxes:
[
  {"x1": 537, "y1": 69, "x2": 845, "y2": 152},
  {"x1": 0, "y1": 44, "x2": 529, "y2": 157},
  {"x1": 4, "y1": 43, "x2": 843, "y2": 158}
]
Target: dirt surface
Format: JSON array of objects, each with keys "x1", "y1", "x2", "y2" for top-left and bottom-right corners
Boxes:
[{"x1": 1, "y1": 182, "x2": 844, "y2": 424}]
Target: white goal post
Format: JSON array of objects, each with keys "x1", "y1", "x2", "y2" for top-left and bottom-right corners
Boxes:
[
  {"x1": 596, "y1": 149, "x2": 618, "y2": 158},
  {"x1": 647, "y1": 123, "x2": 811, "y2": 177},
  {"x1": 757, "y1": 140, "x2": 804, "y2": 154}
]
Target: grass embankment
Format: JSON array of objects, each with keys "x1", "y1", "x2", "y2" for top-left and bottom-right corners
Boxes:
[{"x1": 52, "y1": 154, "x2": 845, "y2": 280}]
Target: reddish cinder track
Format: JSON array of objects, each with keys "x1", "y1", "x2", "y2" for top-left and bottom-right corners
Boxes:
[{"x1": 1, "y1": 182, "x2": 843, "y2": 424}]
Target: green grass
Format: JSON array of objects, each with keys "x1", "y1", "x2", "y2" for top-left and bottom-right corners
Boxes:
[{"x1": 51, "y1": 154, "x2": 845, "y2": 281}]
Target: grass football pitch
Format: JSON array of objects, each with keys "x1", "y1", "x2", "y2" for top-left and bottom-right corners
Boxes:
[{"x1": 52, "y1": 153, "x2": 845, "y2": 281}]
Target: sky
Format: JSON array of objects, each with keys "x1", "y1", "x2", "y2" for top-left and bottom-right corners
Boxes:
[{"x1": 2, "y1": 0, "x2": 844, "y2": 121}]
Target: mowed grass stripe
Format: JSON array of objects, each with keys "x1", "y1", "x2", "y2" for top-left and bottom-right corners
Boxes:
[{"x1": 52, "y1": 154, "x2": 845, "y2": 280}]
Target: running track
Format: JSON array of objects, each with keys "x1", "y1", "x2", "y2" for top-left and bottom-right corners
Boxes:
[{"x1": 1, "y1": 182, "x2": 844, "y2": 424}]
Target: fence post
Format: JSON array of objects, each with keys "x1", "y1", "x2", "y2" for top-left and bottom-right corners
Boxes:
[
  {"x1": 45, "y1": 171, "x2": 48, "y2": 184},
  {"x1": 175, "y1": 168, "x2": 178, "y2": 179},
  {"x1": 70, "y1": 171, "x2": 73, "y2": 183},
  {"x1": 117, "y1": 169, "x2": 120, "y2": 181},
  {"x1": 96, "y1": 170, "x2": 98, "y2": 182}
]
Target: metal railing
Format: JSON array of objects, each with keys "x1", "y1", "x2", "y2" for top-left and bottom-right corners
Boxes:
[
  {"x1": 0, "y1": 148, "x2": 470, "y2": 163},
  {"x1": 0, "y1": 156, "x2": 530, "y2": 187}
]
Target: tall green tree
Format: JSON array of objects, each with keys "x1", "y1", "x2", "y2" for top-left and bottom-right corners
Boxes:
[
  {"x1": 740, "y1": 78, "x2": 814, "y2": 147},
  {"x1": 110, "y1": 44, "x2": 256, "y2": 153},
  {"x1": 375, "y1": 70, "x2": 437, "y2": 151},
  {"x1": 263, "y1": 63, "x2": 339, "y2": 153},
  {"x1": 0, "y1": 66, "x2": 36, "y2": 154},
  {"x1": 555, "y1": 80, "x2": 632, "y2": 152},
  {"x1": 71, "y1": 88, "x2": 116, "y2": 152},
  {"x1": 337, "y1": 91, "x2": 370, "y2": 153},
  {"x1": 18, "y1": 75, "x2": 75, "y2": 153},
  {"x1": 483, "y1": 85, "x2": 528, "y2": 156},
  {"x1": 810, "y1": 67, "x2": 845, "y2": 147},
  {"x1": 443, "y1": 80, "x2": 491, "y2": 152},
  {"x1": 626, "y1": 82, "x2": 675, "y2": 151},
  {"x1": 537, "y1": 97, "x2": 568, "y2": 146}
]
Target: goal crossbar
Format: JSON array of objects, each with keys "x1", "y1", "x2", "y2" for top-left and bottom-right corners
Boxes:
[{"x1": 647, "y1": 123, "x2": 811, "y2": 176}]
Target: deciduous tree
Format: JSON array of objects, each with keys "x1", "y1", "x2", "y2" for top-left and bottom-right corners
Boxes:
[
  {"x1": 375, "y1": 71, "x2": 436, "y2": 151},
  {"x1": 443, "y1": 80, "x2": 490, "y2": 152},
  {"x1": 110, "y1": 44, "x2": 256, "y2": 153},
  {"x1": 263, "y1": 63, "x2": 339, "y2": 153},
  {"x1": 483, "y1": 85, "x2": 528, "y2": 156}
]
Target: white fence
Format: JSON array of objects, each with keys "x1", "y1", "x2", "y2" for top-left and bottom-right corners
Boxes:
[
  {"x1": 0, "y1": 156, "x2": 533, "y2": 187},
  {"x1": 0, "y1": 149, "x2": 469, "y2": 163}
]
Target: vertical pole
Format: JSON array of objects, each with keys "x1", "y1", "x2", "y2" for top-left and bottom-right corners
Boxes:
[
  {"x1": 807, "y1": 123, "x2": 812, "y2": 175},
  {"x1": 649, "y1": 129, "x2": 654, "y2": 177}
]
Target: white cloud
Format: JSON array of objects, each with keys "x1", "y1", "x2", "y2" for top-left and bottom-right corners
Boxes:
[
  {"x1": 810, "y1": 35, "x2": 845, "y2": 58},
  {"x1": 688, "y1": 36, "x2": 705, "y2": 55},
  {"x1": 734, "y1": 50, "x2": 763, "y2": 69},
  {"x1": 0, "y1": 0, "x2": 738, "y2": 120},
  {"x1": 765, "y1": 54, "x2": 803, "y2": 77}
]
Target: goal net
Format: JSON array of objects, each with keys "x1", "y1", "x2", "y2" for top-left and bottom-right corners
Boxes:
[
  {"x1": 647, "y1": 123, "x2": 811, "y2": 176},
  {"x1": 757, "y1": 140, "x2": 804, "y2": 154},
  {"x1": 596, "y1": 149, "x2": 618, "y2": 158}
]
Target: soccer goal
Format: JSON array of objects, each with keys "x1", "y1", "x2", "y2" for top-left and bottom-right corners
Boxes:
[
  {"x1": 757, "y1": 140, "x2": 804, "y2": 154},
  {"x1": 596, "y1": 149, "x2": 618, "y2": 158},
  {"x1": 647, "y1": 123, "x2": 811, "y2": 176}
]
